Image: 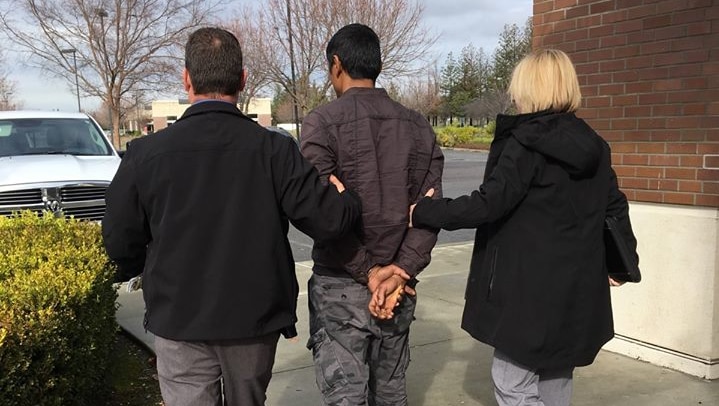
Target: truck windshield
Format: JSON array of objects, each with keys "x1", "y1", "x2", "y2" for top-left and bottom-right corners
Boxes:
[{"x1": 0, "y1": 118, "x2": 113, "y2": 157}]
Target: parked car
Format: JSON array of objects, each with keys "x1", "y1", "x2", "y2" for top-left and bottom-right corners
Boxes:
[{"x1": 0, "y1": 111, "x2": 121, "y2": 221}]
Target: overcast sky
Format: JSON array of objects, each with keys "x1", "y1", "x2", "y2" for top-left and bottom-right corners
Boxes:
[{"x1": 10, "y1": 0, "x2": 531, "y2": 112}]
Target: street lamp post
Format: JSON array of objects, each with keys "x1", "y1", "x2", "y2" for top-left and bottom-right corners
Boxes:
[
  {"x1": 60, "y1": 48, "x2": 81, "y2": 112},
  {"x1": 286, "y1": 0, "x2": 301, "y2": 143}
]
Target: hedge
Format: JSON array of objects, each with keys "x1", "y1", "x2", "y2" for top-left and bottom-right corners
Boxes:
[
  {"x1": 435, "y1": 122, "x2": 495, "y2": 148},
  {"x1": 0, "y1": 212, "x2": 118, "y2": 406}
]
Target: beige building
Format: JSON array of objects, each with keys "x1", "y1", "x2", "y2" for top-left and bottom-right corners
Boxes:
[{"x1": 151, "y1": 97, "x2": 272, "y2": 131}]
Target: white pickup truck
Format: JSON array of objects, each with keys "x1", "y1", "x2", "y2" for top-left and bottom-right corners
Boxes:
[{"x1": 0, "y1": 111, "x2": 121, "y2": 221}]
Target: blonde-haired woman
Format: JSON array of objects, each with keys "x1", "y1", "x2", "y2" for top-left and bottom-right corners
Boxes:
[{"x1": 410, "y1": 49, "x2": 637, "y2": 405}]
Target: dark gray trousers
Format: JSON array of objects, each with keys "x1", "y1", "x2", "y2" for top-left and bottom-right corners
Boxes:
[
  {"x1": 154, "y1": 332, "x2": 279, "y2": 406},
  {"x1": 307, "y1": 274, "x2": 416, "y2": 406}
]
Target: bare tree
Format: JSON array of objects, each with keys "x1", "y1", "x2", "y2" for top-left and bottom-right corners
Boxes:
[
  {"x1": 249, "y1": 0, "x2": 437, "y2": 122},
  {"x1": 0, "y1": 51, "x2": 19, "y2": 110},
  {"x1": 0, "y1": 0, "x2": 219, "y2": 149},
  {"x1": 224, "y1": 8, "x2": 273, "y2": 114},
  {"x1": 396, "y1": 65, "x2": 442, "y2": 124}
]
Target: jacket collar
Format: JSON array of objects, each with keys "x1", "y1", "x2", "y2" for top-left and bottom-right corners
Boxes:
[
  {"x1": 177, "y1": 99, "x2": 253, "y2": 123},
  {"x1": 341, "y1": 87, "x2": 388, "y2": 98}
]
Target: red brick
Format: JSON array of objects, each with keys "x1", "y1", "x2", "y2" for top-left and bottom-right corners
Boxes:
[
  {"x1": 544, "y1": 10, "x2": 566, "y2": 24},
  {"x1": 643, "y1": 15, "x2": 672, "y2": 30},
  {"x1": 597, "y1": 107, "x2": 624, "y2": 119},
  {"x1": 655, "y1": 25, "x2": 688, "y2": 41},
  {"x1": 638, "y1": 117, "x2": 668, "y2": 129},
  {"x1": 695, "y1": 195, "x2": 719, "y2": 208},
  {"x1": 556, "y1": 0, "x2": 579, "y2": 8},
  {"x1": 590, "y1": 24, "x2": 615, "y2": 38},
  {"x1": 627, "y1": 30, "x2": 656, "y2": 44},
  {"x1": 624, "y1": 190, "x2": 637, "y2": 200},
  {"x1": 556, "y1": 19, "x2": 577, "y2": 32},
  {"x1": 611, "y1": 118, "x2": 637, "y2": 130},
  {"x1": 585, "y1": 96, "x2": 612, "y2": 108},
  {"x1": 587, "y1": 73, "x2": 613, "y2": 85},
  {"x1": 623, "y1": 130, "x2": 652, "y2": 141},
  {"x1": 701, "y1": 116, "x2": 719, "y2": 129},
  {"x1": 678, "y1": 181, "x2": 703, "y2": 193},
  {"x1": 653, "y1": 52, "x2": 689, "y2": 67},
  {"x1": 637, "y1": 166, "x2": 664, "y2": 178},
  {"x1": 707, "y1": 131, "x2": 719, "y2": 142},
  {"x1": 680, "y1": 155, "x2": 704, "y2": 167},
  {"x1": 708, "y1": 103, "x2": 719, "y2": 116},
  {"x1": 600, "y1": 60, "x2": 626, "y2": 72},
  {"x1": 627, "y1": 4, "x2": 658, "y2": 19},
  {"x1": 666, "y1": 117, "x2": 702, "y2": 129},
  {"x1": 614, "y1": 165, "x2": 636, "y2": 177},
  {"x1": 578, "y1": 15, "x2": 603, "y2": 29},
  {"x1": 653, "y1": 79, "x2": 683, "y2": 91},
  {"x1": 636, "y1": 142, "x2": 665, "y2": 153},
  {"x1": 652, "y1": 104, "x2": 682, "y2": 116},
  {"x1": 639, "y1": 93, "x2": 669, "y2": 104},
  {"x1": 640, "y1": 40, "x2": 672, "y2": 55},
  {"x1": 682, "y1": 77, "x2": 709, "y2": 90},
  {"x1": 601, "y1": 35, "x2": 629, "y2": 48},
  {"x1": 565, "y1": 29, "x2": 589, "y2": 42},
  {"x1": 697, "y1": 169, "x2": 719, "y2": 181},
  {"x1": 623, "y1": 154, "x2": 649, "y2": 165},
  {"x1": 687, "y1": 21, "x2": 713, "y2": 36},
  {"x1": 665, "y1": 167, "x2": 698, "y2": 180},
  {"x1": 705, "y1": 155, "x2": 719, "y2": 168},
  {"x1": 649, "y1": 154, "x2": 680, "y2": 166},
  {"x1": 651, "y1": 130, "x2": 679, "y2": 142},
  {"x1": 612, "y1": 142, "x2": 638, "y2": 153},
  {"x1": 670, "y1": 64, "x2": 703, "y2": 77},
  {"x1": 544, "y1": 32, "x2": 566, "y2": 44},
  {"x1": 613, "y1": 95, "x2": 639, "y2": 106},
  {"x1": 615, "y1": 19, "x2": 644, "y2": 33},
  {"x1": 581, "y1": 85, "x2": 599, "y2": 96},
  {"x1": 534, "y1": 0, "x2": 554, "y2": 14},
  {"x1": 667, "y1": 143, "x2": 699, "y2": 154},
  {"x1": 599, "y1": 130, "x2": 624, "y2": 141},
  {"x1": 648, "y1": 179, "x2": 678, "y2": 191},
  {"x1": 673, "y1": 9, "x2": 707, "y2": 24},
  {"x1": 590, "y1": 0, "x2": 616, "y2": 13},
  {"x1": 613, "y1": 70, "x2": 639, "y2": 82},
  {"x1": 657, "y1": 0, "x2": 686, "y2": 13},
  {"x1": 697, "y1": 143, "x2": 719, "y2": 154},
  {"x1": 586, "y1": 48, "x2": 613, "y2": 61},
  {"x1": 671, "y1": 37, "x2": 706, "y2": 52},
  {"x1": 667, "y1": 90, "x2": 712, "y2": 103},
  {"x1": 701, "y1": 62, "x2": 719, "y2": 75},
  {"x1": 683, "y1": 103, "x2": 707, "y2": 115},
  {"x1": 576, "y1": 61, "x2": 599, "y2": 75},
  {"x1": 576, "y1": 38, "x2": 600, "y2": 51},
  {"x1": 626, "y1": 82, "x2": 653, "y2": 93},
  {"x1": 664, "y1": 192, "x2": 695, "y2": 205},
  {"x1": 626, "y1": 55, "x2": 654, "y2": 69},
  {"x1": 680, "y1": 130, "x2": 707, "y2": 142},
  {"x1": 566, "y1": 5, "x2": 590, "y2": 19},
  {"x1": 603, "y1": 10, "x2": 628, "y2": 25},
  {"x1": 625, "y1": 105, "x2": 652, "y2": 117},
  {"x1": 703, "y1": 182, "x2": 719, "y2": 194},
  {"x1": 635, "y1": 190, "x2": 663, "y2": 202},
  {"x1": 534, "y1": 23, "x2": 554, "y2": 37},
  {"x1": 616, "y1": 0, "x2": 644, "y2": 7},
  {"x1": 598, "y1": 82, "x2": 623, "y2": 94},
  {"x1": 590, "y1": 119, "x2": 611, "y2": 130}
]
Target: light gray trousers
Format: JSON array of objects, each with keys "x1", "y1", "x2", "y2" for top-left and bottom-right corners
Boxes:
[
  {"x1": 154, "y1": 332, "x2": 280, "y2": 406},
  {"x1": 491, "y1": 349, "x2": 574, "y2": 406}
]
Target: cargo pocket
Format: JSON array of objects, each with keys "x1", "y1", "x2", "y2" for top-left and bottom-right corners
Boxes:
[{"x1": 306, "y1": 328, "x2": 349, "y2": 395}]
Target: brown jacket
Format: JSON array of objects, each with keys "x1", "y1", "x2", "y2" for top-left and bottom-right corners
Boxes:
[{"x1": 301, "y1": 87, "x2": 443, "y2": 283}]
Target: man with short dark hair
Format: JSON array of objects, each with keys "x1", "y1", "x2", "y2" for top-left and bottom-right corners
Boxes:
[
  {"x1": 102, "y1": 27, "x2": 361, "y2": 406},
  {"x1": 301, "y1": 23, "x2": 444, "y2": 405}
]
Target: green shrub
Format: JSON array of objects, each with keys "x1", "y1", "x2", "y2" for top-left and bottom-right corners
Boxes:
[
  {"x1": 0, "y1": 212, "x2": 118, "y2": 406},
  {"x1": 435, "y1": 122, "x2": 495, "y2": 149}
]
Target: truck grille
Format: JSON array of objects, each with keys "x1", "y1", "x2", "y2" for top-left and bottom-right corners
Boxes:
[{"x1": 0, "y1": 184, "x2": 108, "y2": 221}]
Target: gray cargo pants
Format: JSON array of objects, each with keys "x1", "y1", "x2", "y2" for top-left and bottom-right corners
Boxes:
[{"x1": 307, "y1": 274, "x2": 416, "y2": 406}]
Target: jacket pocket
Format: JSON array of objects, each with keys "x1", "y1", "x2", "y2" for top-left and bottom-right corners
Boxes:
[{"x1": 487, "y1": 247, "x2": 499, "y2": 301}]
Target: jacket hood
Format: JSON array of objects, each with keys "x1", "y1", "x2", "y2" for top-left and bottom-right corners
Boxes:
[{"x1": 501, "y1": 112, "x2": 604, "y2": 178}]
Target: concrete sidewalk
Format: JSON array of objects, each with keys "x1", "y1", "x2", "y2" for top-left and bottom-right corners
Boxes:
[{"x1": 116, "y1": 243, "x2": 719, "y2": 405}]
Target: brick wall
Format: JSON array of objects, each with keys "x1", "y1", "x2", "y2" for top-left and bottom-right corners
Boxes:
[{"x1": 533, "y1": 0, "x2": 719, "y2": 207}]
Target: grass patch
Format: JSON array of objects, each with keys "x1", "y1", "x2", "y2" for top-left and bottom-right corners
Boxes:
[{"x1": 106, "y1": 333, "x2": 163, "y2": 406}]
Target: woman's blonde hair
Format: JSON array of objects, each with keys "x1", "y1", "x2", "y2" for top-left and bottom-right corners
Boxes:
[{"x1": 508, "y1": 49, "x2": 582, "y2": 114}]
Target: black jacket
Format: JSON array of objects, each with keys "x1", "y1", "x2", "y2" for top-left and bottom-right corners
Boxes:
[
  {"x1": 413, "y1": 111, "x2": 638, "y2": 369},
  {"x1": 301, "y1": 87, "x2": 443, "y2": 282},
  {"x1": 102, "y1": 101, "x2": 361, "y2": 341}
]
